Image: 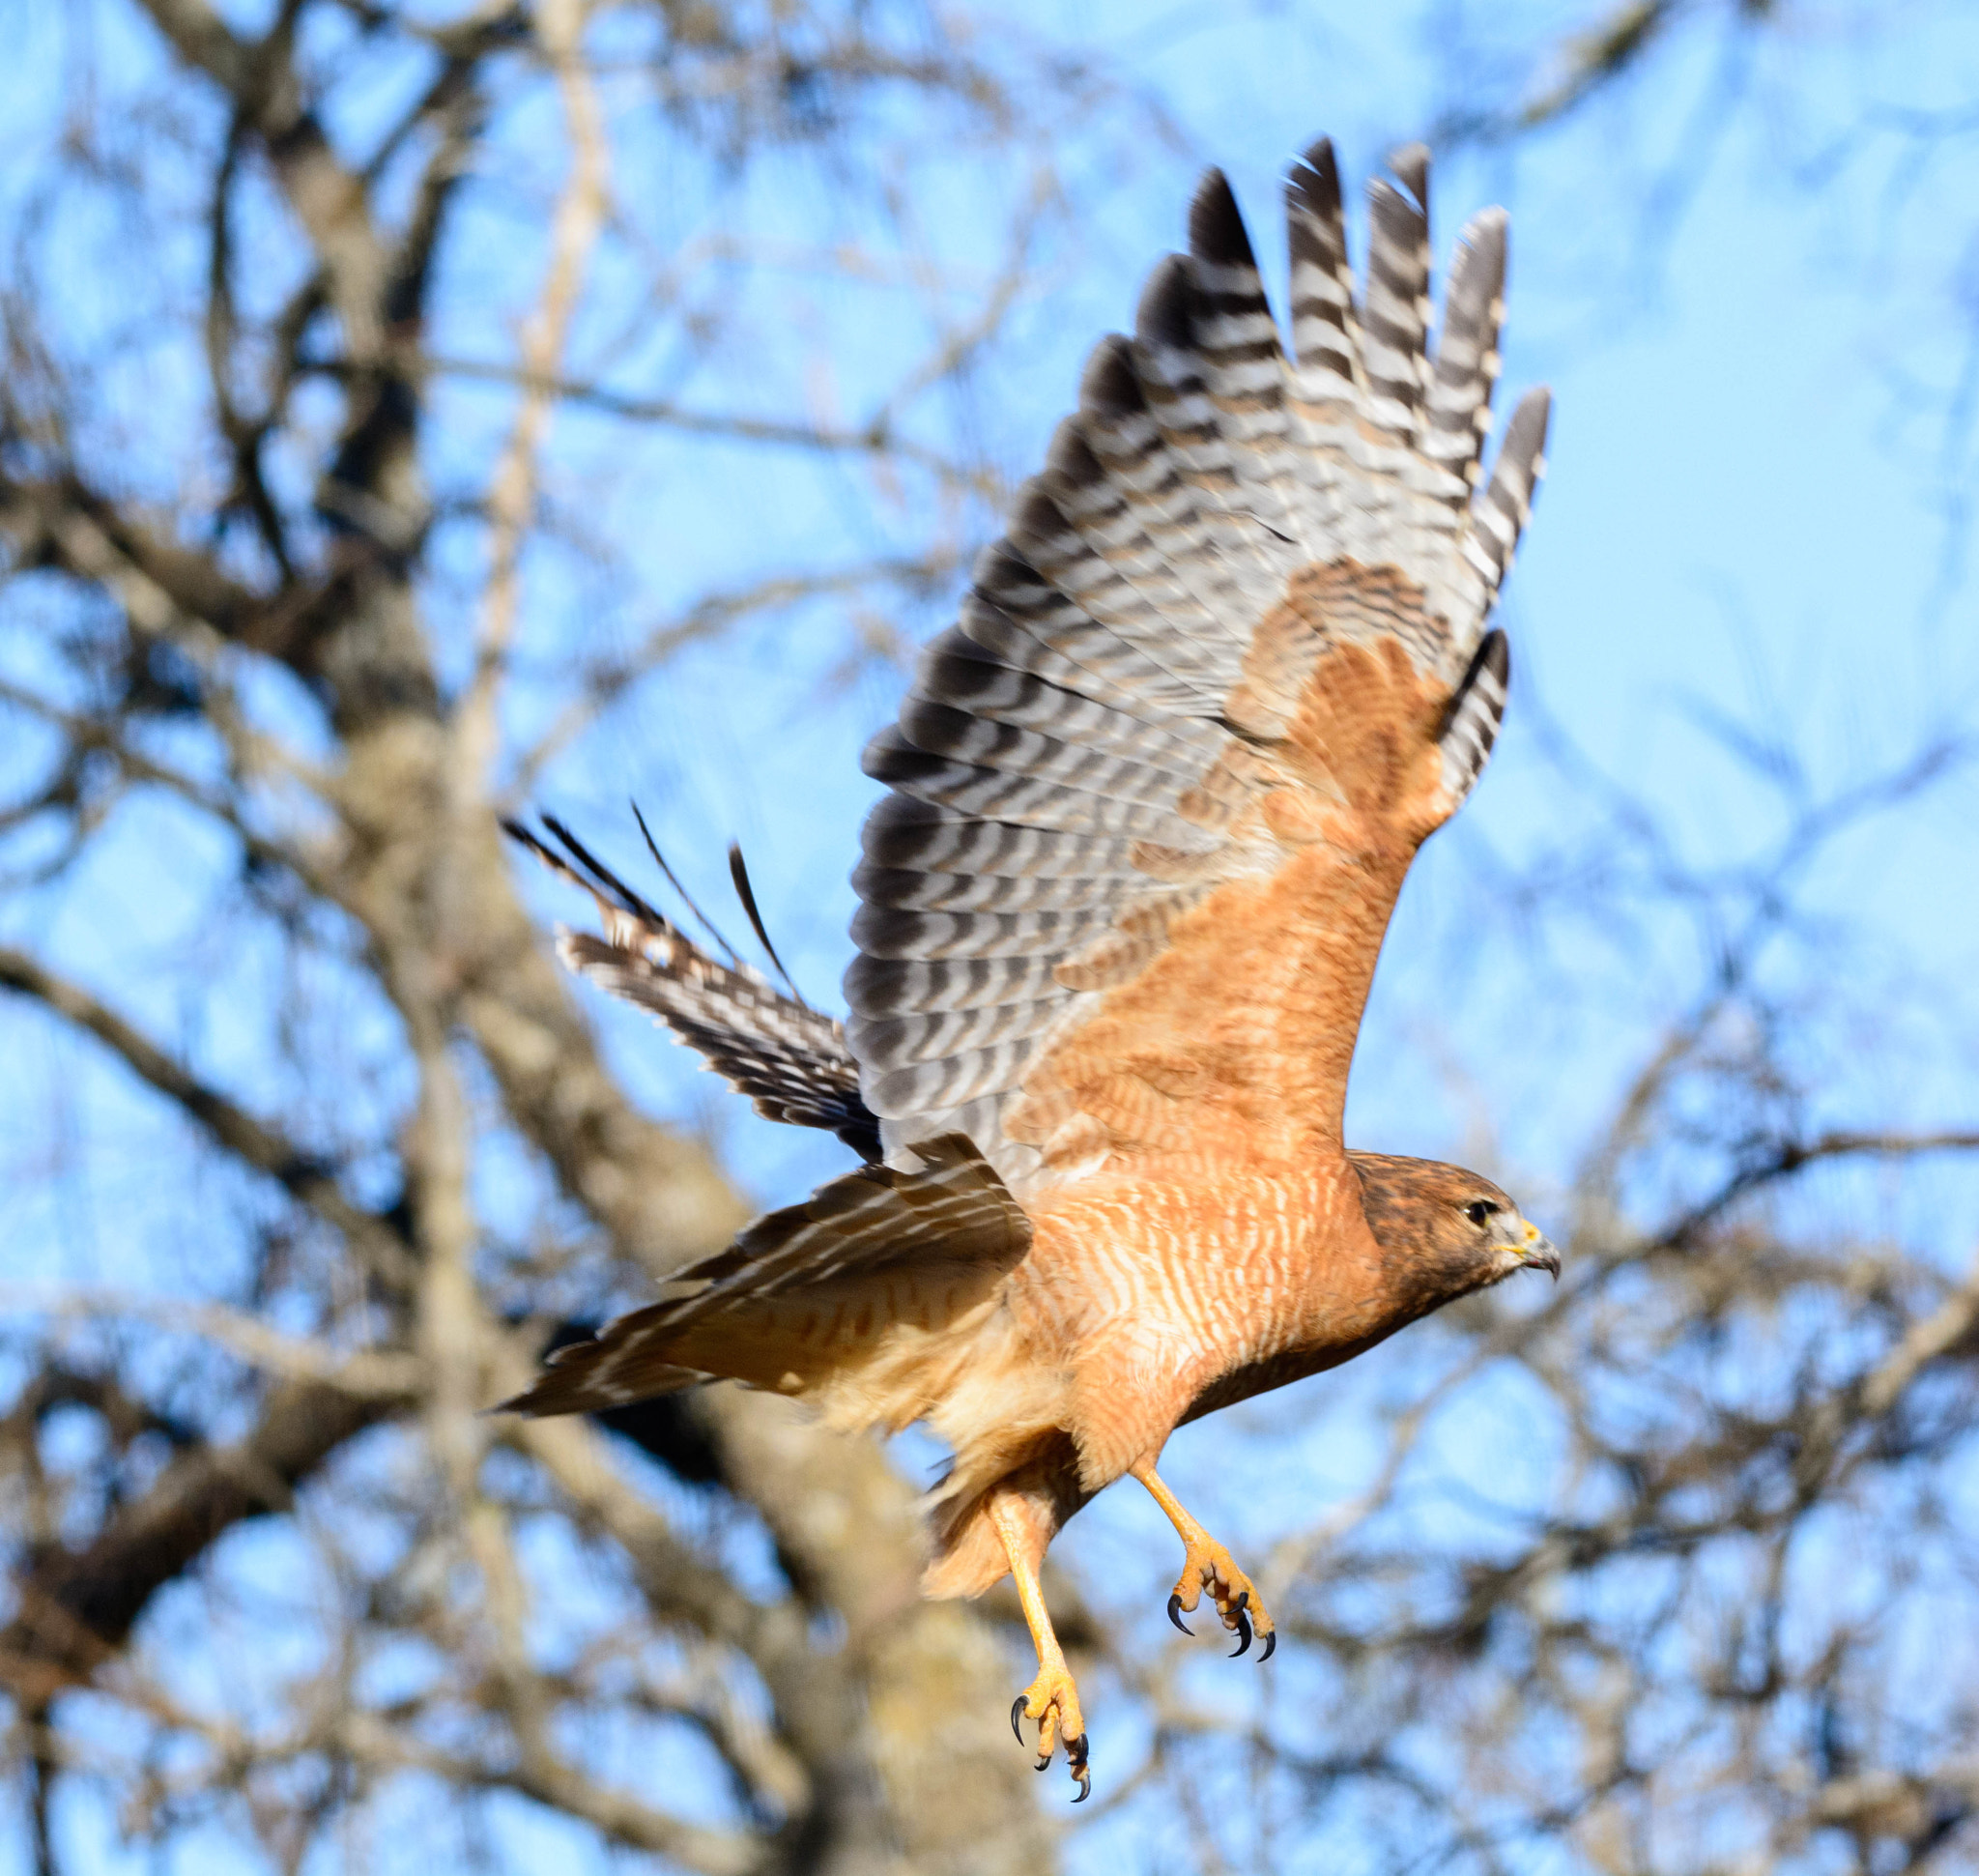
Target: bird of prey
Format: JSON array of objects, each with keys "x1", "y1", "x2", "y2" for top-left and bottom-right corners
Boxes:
[{"x1": 502, "y1": 134, "x2": 1559, "y2": 1801}]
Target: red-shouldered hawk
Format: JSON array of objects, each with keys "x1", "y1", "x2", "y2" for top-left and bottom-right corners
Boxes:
[{"x1": 502, "y1": 135, "x2": 1559, "y2": 1800}]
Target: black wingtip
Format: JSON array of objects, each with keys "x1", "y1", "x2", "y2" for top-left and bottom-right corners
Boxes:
[
  {"x1": 1077, "y1": 332, "x2": 1146, "y2": 419},
  {"x1": 1289, "y1": 134, "x2": 1341, "y2": 213},
  {"x1": 728, "y1": 841, "x2": 807, "y2": 1006},
  {"x1": 500, "y1": 815, "x2": 559, "y2": 870},
  {"x1": 1188, "y1": 166, "x2": 1255, "y2": 270},
  {"x1": 1386, "y1": 139, "x2": 1430, "y2": 214},
  {"x1": 1133, "y1": 252, "x2": 1196, "y2": 353},
  {"x1": 630, "y1": 799, "x2": 743, "y2": 967}
]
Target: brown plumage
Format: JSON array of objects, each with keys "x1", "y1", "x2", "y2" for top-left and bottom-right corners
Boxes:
[{"x1": 502, "y1": 135, "x2": 1560, "y2": 1798}]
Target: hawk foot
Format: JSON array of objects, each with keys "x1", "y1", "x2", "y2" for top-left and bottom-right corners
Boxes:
[
  {"x1": 1010, "y1": 1661, "x2": 1090, "y2": 1801},
  {"x1": 1167, "y1": 1540, "x2": 1276, "y2": 1661}
]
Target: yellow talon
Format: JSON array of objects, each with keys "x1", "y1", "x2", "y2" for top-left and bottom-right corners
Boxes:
[
  {"x1": 990, "y1": 1489, "x2": 1094, "y2": 1799},
  {"x1": 1016, "y1": 1660, "x2": 1088, "y2": 1788},
  {"x1": 1135, "y1": 1460, "x2": 1277, "y2": 1660},
  {"x1": 1169, "y1": 1536, "x2": 1275, "y2": 1657}
]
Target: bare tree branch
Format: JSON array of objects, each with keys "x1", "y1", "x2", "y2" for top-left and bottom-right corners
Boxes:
[{"x1": 0, "y1": 943, "x2": 414, "y2": 1281}]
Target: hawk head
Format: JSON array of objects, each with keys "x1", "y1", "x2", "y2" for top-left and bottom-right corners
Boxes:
[{"x1": 1349, "y1": 1152, "x2": 1560, "y2": 1312}]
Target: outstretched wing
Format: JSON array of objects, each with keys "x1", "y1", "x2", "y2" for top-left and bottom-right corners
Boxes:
[
  {"x1": 504, "y1": 817, "x2": 881, "y2": 1160},
  {"x1": 501, "y1": 1133, "x2": 1029, "y2": 1416},
  {"x1": 846, "y1": 141, "x2": 1548, "y2": 1195}
]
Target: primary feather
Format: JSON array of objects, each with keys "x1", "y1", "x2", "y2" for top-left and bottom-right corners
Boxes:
[{"x1": 502, "y1": 817, "x2": 879, "y2": 1160}]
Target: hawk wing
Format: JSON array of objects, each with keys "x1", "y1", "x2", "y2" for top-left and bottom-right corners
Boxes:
[
  {"x1": 846, "y1": 141, "x2": 1548, "y2": 1195},
  {"x1": 500, "y1": 1133, "x2": 1028, "y2": 1416},
  {"x1": 503, "y1": 817, "x2": 882, "y2": 1161}
]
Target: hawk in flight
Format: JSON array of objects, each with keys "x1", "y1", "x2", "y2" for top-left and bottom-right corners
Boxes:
[{"x1": 503, "y1": 135, "x2": 1558, "y2": 1799}]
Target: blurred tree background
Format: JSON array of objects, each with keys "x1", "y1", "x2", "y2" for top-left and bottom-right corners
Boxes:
[{"x1": 5, "y1": 2, "x2": 1979, "y2": 1872}]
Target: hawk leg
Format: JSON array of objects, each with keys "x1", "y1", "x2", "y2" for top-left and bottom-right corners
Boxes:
[
  {"x1": 988, "y1": 1489, "x2": 1090, "y2": 1802},
  {"x1": 1131, "y1": 1459, "x2": 1276, "y2": 1661}
]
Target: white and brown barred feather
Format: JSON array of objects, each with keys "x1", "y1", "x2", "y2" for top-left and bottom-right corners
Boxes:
[
  {"x1": 501, "y1": 1133, "x2": 1027, "y2": 1416},
  {"x1": 847, "y1": 139, "x2": 1548, "y2": 1194},
  {"x1": 502, "y1": 817, "x2": 882, "y2": 1160}
]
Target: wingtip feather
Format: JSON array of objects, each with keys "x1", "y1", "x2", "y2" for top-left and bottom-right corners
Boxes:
[{"x1": 1188, "y1": 166, "x2": 1255, "y2": 270}]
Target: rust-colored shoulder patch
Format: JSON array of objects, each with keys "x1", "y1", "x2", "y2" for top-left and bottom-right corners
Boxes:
[{"x1": 1003, "y1": 559, "x2": 1458, "y2": 1183}]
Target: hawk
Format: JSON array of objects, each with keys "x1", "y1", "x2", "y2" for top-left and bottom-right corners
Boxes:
[{"x1": 502, "y1": 135, "x2": 1558, "y2": 1800}]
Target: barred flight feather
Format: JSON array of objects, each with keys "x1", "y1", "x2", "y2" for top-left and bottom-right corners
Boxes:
[
  {"x1": 1075, "y1": 337, "x2": 1258, "y2": 647},
  {"x1": 850, "y1": 904, "x2": 1127, "y2": 964},
  {"x1": 851, "y1": 860, "x2": 1133, "y2": 914},
  {"x1": 1036, "y1": 423, "x2": 1238, "y2": 677},
  {"x1": 954, "y1": 590, "x2": 1208, "y2": 721},
  {"x1": 1286, "y1": 137, "x2": 1358, "y2": 412},
  {"x1": 970, "y1": 548, "x2": 1232, "y2": 715},
  {"x1": 896, "y1": 693, "x2": 1210, "y2": 793},
  {"x1": 1468, "y1": 386, "x2": 1551, "y2": 595},
  {"x1": 861, "y1": 732, "x2": 1214, "y2": 845},
  {"x1": 500, "y1": 1134, "x2": 1029, "y2": 1418},
  {"x1": 502, "y1": 819, "x2": 880, "y2": 1161},
  {"x1": 858, "y1": 796, "x2": 1150, "y2": 880},
  {"x1": 854, "y1": 996, "x2": 1072, "y2": 1068},
  {"x1": 1438, "y1": 628, "x2": 1511, "y2": 807},
  {"x1": 1132, "y1": 254, "x2": 1296, "y2": 596},
  {"x1": 1186, "y1": 168, "x2": 1305, "y2": 556},
  {"x1": 846, "y1": 951, "x2": 1084, "y2": 1021},
  {"x1": 1423, "y1": 209, "x2": 1507, "y2": 494},
  {"x1": 1362, "y1": 162, "x2": 1432, "y2": 442}
]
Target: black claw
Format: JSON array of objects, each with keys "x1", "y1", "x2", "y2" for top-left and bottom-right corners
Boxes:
[
  {"x1": 1011, "y1": 1695, "x2": 1027, "y2": 1744},
  {"x1": 1034, "y1": 1756, "x2": 1050, "y2": 1773},
  {"x1": 1258, "y1": 1629, "x2": 1277, "y2": 1662},
  {"x1": 1073, "y1": 1775, "x2": 1092, "y2": 1804},
  {"x1": 1229, "y1": 1604, "x2": 1253, "y2": 1658},
  {"x1": 1166, "y1": 1591, "x2": 1192, "y2": 1636}
]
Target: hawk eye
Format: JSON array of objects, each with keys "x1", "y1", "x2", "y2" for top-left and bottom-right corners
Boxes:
[{"x1": 1465, "y1": 1200, "x2": 1498, "y2": 1227}]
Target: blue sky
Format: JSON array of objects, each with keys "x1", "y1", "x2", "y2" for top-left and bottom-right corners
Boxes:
[{"x1": 9, "y1": 1, "x2": 1979, "y2": 1869}]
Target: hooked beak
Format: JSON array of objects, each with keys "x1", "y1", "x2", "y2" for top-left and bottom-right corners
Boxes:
[{"x1": 1518, "y1": 1219, "x2": 1561, "y2": 1281}]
